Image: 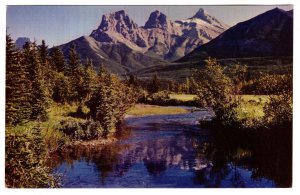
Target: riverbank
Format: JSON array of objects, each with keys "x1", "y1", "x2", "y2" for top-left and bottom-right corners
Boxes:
[{"x1": 51, "y1": 106, "x2": 291, "y2": 187}]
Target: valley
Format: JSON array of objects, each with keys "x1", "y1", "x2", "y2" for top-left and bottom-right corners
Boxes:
[{"x1": 5, "y1": 6, "x2": 293, "y2": 188}]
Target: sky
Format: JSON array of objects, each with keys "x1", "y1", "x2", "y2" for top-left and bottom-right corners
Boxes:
[{"x1": 6, "y1": 5, "x2": 293, "y2": 46}]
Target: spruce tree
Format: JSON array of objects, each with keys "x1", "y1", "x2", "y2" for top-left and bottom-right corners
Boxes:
[
  {"x1": 50, "y1": 47, "x2": 65, "y2": 72},
  {"x1": 66, "y1": 44, "x2": 82, "y2": 101},
  {"x1": 38, "y1": 40, "x2": 54, "y2": 104},
  {"x1": 38, "y1": 40, "x2": 48, "y2": 66},
  {"x1": 22, "y1": 42, "x2": 48, "y2": 120},
  {"x1": 148, "y1": 73, "x2": 160, "y2": 94},
  {"x1": 6, "y1": 35, "x2": 32, "y2": 125},
  {"x1": 185, "y1": 77, "x2": 190, "y2": 94},
  {"x1": 66, "y1": 44, "x2": 80, "y2": 77},
  {"x1": 82, "y1": 58, "x2": 97, "y2": 102}
]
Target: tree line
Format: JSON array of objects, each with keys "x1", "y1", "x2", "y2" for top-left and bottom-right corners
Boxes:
[{"x1": 6, "y1": 35, "x2": 137, "y2": 131}]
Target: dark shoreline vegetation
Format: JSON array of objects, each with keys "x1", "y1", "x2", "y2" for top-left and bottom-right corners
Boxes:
[{"x1": 5, "y1": 36, "x2": 292, "y2": 187}]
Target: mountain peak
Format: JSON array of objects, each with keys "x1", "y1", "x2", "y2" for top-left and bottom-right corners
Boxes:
[
  {"x1": 179, "y1": 7, "x2": 293, "y2": 62},
  {"x1": 192, "y1": 8, "x2": 208, "y2": 18},
  {"x1": 15, "y1": 37, "x2": 31, "y2": 49},
  {"x1": 92, "y1": 10, "x2": 138, "y2": 31},
  {"x1": 144, "y1": 10, "x2": 169, "y2": 29},
  {"x1": 90, "y1": 9, "x2": 141, "y2": 44}
]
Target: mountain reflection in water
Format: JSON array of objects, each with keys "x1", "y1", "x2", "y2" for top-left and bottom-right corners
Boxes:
[{"x1": 51, "y1": 110, "x2": 292, "y2": 188}]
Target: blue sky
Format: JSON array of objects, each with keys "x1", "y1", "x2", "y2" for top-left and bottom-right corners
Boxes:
[{"x1": 6, "y1": 5, "x2": 293, "y2": 46}]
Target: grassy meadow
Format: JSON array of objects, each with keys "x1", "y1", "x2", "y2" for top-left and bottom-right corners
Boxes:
[
  {"x1": 169, "y1": 94, "x2": 197, "y2": 101},
  {"x1": 127, "y1": 104, "x2": 189, "y2": 116}
]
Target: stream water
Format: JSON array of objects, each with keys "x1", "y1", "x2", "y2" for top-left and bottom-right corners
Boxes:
[{"x1": 51, "y1": 108, "x2": 292, "y2": 188}]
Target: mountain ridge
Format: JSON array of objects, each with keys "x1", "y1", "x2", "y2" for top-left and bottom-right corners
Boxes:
[
  {"x1": 178, "y1": 8, "x2": 293, "y2": 62},
  {"x1": 57, "y1": 8, "x2": 229, "y2": 74}
]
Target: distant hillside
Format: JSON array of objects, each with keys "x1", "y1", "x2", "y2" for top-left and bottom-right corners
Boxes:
[
  {"x1": 131, "y1": 56, "x2": 293, "y2": 81},
  {"x1": 178, "y1": 8, "x2": 293, "y2": 63}
]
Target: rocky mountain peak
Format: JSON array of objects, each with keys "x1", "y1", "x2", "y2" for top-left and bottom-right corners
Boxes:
[
  {"x1": 97, "y1": 10, "x2": 138, "y2": 31},
  {"x1": 15, "y1": 37, "x2": 31, "y2": 50},
  {"x1": 192, "y1": 8, "x2": 207, "y2": 18},
  {"x1": 90, "y1": 10, "x2": 142, "y2": 44},
  {"x1": 144, "y1": 10, "x2": 170, "y2": 29},
  {"x1": 190, "y1": 8, "x2": 221, "y2": 25}
]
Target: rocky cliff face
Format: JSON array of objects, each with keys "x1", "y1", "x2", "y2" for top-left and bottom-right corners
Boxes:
[{"x1": 58, "y1": 8, "x2": 228, "y2": 74}]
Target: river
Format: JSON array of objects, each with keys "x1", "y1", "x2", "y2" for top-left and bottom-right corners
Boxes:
[{"x1": 51, "y1": 107, "x2": 292, "y2": 188}]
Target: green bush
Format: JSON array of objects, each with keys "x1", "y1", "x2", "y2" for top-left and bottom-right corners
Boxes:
[
  {"x1": 5, "y1": 126, "x2": 59, "y2": 188},
  {"x1": 147, "y1": 90, "x2": 170, "y2": 103},
  {"x1": 213, "y1": 102, "x2": 241, "y2": 128},
  {"x1": 59, "y1": 119, "x2": 103, "y2": 141}
]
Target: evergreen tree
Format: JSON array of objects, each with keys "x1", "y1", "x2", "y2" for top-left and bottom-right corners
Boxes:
[
  {"x1": 148, "y1": 73, "x2": 160, "y2": 93},
  {"x1": 66, "y1": 44, "x2": 81, "y2": 77},
  {"x1": 38, "y1": 40, "x2": 54, "y2": 104},
  {"x1": 82, "y1": 58, "x2": 97, "y2": 102},
  {"x1": 185, "y1": 77, "x2": 190, "y2": 94},
  {"x1": 230, "y1": 63, "x2": 248, "y2": 101},
  {"x1": 128, "y1": 74, "x2": 139, "y2": 87},
  {"x1": 38, "y1": 40, "x2": 48, "y2": 66},
  {"x1": 50, "y1": 47, "x2": 65, "y2": 73},
  {"x1": 66, "y1": 44, "x2": 82, "y2": 101},
  {"x1": 6, "y1": 35, "x2": 32, "y2": 125},
  {"x1": 52, "y1": 72, "x2": 72, "y2": 103},
  {"x1": 22, "y1": 42, "x2": 48, "y2": 120},
  {"x1": 189, "y1": 77, "x2": 198, "y2": 94}
]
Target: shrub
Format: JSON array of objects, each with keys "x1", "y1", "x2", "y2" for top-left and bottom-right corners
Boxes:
[
  {"x1": 194, "y1": 58, "x2": 233, "y2": 109},
  {"x1": 263, "y1": 93, "x2": 292, "y2": 127},
  {"x1": 59, "y1": 119, "x2": 104, "y2": 141},
  {"x1": 213, "y1": 102, "x2": 241, "y2": 128},
  {"x1": 260, "y1": 74, "x2": 292, "y2": 127},
  {"x1": 5, "y1": 126, "x2": 59, "y2": 188},
  {"x1": 147, "y1": 90, "x2": 170, "y2": 103}
]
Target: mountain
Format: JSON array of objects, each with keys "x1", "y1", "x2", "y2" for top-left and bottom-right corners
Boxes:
[
  {"x1": 178, "y1": 8, "x2": 293, "y2": 62},
  {"x1": 15, "y1": 37, "x2": 31, "y2": 50},
  {"x1": 57, "y1": 9, "x2": 228, "y2": 74}
]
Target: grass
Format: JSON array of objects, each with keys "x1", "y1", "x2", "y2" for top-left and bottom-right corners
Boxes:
[
  {"x1": 8, "y1": 103, "x2": 88, "y2": 153},
  {"x1": 236, "y1": 95, "x2": 269, "y2": 120},
  {"x1": 127, "y1": 104, "x2": 189, "y2": 116},
  {"x1": 169, "y1": 94, "x2": 197, "y2": 101}
]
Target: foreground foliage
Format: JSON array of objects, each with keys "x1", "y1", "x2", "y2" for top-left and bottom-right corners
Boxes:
[{"x1": 5, "y1": 127, "x2": 59, "y2": 188}]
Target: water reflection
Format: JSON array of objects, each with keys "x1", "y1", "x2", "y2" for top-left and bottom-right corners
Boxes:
[{"x1": 51, "y1": 111, "x2": 292, "y2": 188}]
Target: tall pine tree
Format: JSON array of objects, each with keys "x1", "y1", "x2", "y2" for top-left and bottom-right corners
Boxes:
[
  {"x1": 66, "y1": 44, "x2": 82, "y2": 101},
  {"x1": 23, "y1": 42, "x2": 48, "y2": 120},
  {"x1": 50, "y1": 46, "x2": 65, "y2": 73},
  {"x1": 82, "y1": 58, "x2": 97, "y2": 102},
  {"x1": 6, "y1": 35, "x2": 32, "y2": 125},
  {"x1": 38, "y1": 40, "x2": 54, "y2": 104}
]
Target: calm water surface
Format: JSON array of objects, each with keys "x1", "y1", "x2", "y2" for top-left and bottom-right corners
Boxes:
[{"x1": 51, "y1": 108, "x2": 292, "y2": 188}]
